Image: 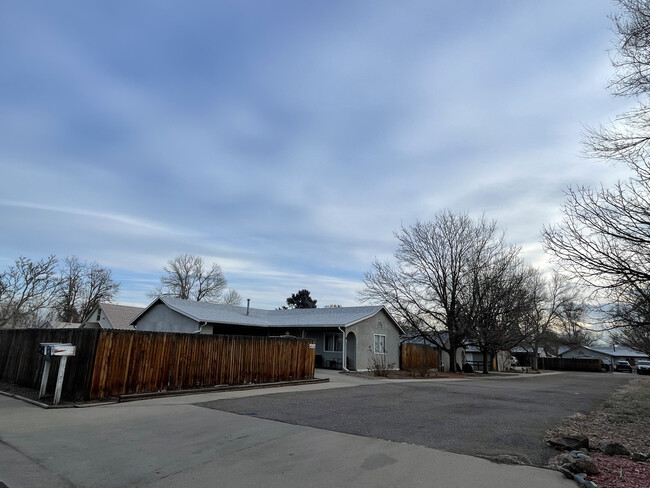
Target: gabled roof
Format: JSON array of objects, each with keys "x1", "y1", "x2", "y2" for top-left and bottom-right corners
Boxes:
[
  {"x1": 132, "y1": 296, "x2": 404, "y2": 333},
  {"x1": 100, "y1": 303, "x2": 144, "y2": 330},
  {"x1": 559, "y1": 345, "x2": 648, "y2": 359},
  {"x1": 40, "y1": 320, "x2": 82, "y2": 329}
]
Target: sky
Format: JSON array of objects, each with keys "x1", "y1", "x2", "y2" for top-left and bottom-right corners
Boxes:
[{"x1": 0, "y1": 1, "x2": 635, "y2": 310}]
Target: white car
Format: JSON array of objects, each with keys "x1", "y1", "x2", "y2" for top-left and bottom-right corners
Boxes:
[{"x1": 636, "y1": 360, "x2": 650, "y2": 375}]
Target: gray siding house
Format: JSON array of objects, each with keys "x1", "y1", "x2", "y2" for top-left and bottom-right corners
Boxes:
[
  {"x1": 131, "y1": 297, "x2": 403, "y2": 371},
  {"x1": 82, "y1": 303, "x2": 144, "y2": 330}
]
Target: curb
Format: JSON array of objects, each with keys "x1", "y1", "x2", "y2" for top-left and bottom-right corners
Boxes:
[
  {"x1": 1, "y1": 377, "x2": 330, "y2": 408},
  {"x1": 118, "y1": 377, "x2": 330, "y2": 402}
]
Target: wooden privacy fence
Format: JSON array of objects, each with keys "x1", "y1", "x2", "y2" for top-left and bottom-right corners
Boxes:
[
  {"x1": 401, "y1": 343, "x2": 439, "y2": 370},
  {"x1": 539, "y1": 357, "x2": 603, "y2": 372},
  {"x1": 0, "y1": 329, "x2": 315, "y2": 401}
]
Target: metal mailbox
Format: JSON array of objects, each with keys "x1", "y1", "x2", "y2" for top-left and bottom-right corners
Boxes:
[
  {"x1": 39, "y1": 343, "x2": 76, "y2": 357},
  {"x1": 38, "y1": 342, "x2": 76, "y2": 405}
]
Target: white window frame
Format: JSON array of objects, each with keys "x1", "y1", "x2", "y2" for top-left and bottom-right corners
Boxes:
[
  {"x1": 324, "y1": 332, "x2": 343, "y2": 352},
  {"x1": 374, "y1": 334, "x2": 386, "y2": 354}
]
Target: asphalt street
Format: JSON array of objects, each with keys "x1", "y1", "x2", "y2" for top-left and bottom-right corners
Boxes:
[{"x1": 200, "y1": 371, "x2": 631, "y2": 465}]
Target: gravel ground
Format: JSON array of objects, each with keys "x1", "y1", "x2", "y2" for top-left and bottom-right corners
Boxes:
[{"x1": 546, "y1": 376, "x2": 650, "y2": 488}]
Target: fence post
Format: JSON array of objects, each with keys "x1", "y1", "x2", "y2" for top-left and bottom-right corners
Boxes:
[{"x1": 39, "y1": 353, "x2": 51, "y2": 398}]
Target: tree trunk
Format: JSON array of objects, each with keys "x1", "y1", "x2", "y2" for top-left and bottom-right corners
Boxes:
[
  {"x1": 448, "y1": 338, "x2": 457, "y2": 372},
  {"x1": 482, "y1": 350, "x2": 489, "y2": 374}
]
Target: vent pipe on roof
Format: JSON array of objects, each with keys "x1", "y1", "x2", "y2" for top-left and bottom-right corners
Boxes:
[{"x1": 247, "y1": 299, "x2": 250, "y2": 315}]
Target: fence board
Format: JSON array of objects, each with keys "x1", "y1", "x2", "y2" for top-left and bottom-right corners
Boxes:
[
  {"x1": 539, "y1": 357, "x2": 603, "y2": 372},
  {"x1": 401, "y1": 343, "x2": 439, "y2": 370},
  {"x1": 1, "y1": 329, "x2": 315, "y2": 401},
  {"x1": 0, "y1": 329, "x2": 100, "y2": 401}
]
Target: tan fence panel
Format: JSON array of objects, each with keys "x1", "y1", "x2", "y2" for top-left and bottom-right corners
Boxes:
[
  {"x1": 401, "y1": 343, "x2": 439, "y2": 370},
  {"x1": 88, "y1": 331, "x2": 315, "y2": 400}
]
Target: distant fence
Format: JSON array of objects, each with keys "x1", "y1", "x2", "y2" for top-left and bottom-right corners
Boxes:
[
  {"x1": 401, "y1": 343, "x2": 439, "y2": 370},
  {"x1": 539, "y1": 357, "x2": 603, "y2": 372},
  {"x1": 0, "y1": 329, "x2": 315, "y2": 401}
]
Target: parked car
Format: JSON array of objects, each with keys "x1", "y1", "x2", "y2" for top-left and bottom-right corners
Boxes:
[
  {"x1": 636, "y1": 360, "x2": 650, "y2": 375},
  {"x1": 615, "y1": 360, "x2": 633, "y2": 373}
]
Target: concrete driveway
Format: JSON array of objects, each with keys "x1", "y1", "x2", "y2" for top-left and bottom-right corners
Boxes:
[{"x1": 0, "y1": 371, "x2": 615, "y2": 488}]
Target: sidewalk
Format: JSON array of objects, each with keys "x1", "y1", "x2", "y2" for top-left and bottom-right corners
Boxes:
[{"x1": 0, "y1": 373, "x2": 575, "y2": 488}]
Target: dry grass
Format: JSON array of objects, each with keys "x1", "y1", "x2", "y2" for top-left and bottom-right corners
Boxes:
[
  {"x1": 546, "y1": 376, "x2": 650, "y2": 488},
  {"x1": 546, "y1": 376, "x2": 650, "y2": 454}
]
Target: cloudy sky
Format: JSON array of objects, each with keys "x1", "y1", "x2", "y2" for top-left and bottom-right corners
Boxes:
[{"x1": 0, "y1": 1, "x2": 634, "y2": 309}]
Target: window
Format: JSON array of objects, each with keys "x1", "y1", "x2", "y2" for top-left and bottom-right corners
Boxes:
[
  {"x1": 96, "y1": 310, "x2": 101, "y2": 321},
  {"x1": 374, "y1": 334, "x2": 386, "y2": 354},
  {"x1": 324, "y1": 332, "x2": 343, "y2": 352}
]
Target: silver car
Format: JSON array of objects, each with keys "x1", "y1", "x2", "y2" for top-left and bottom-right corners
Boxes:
[{"x1": 636, "y1": 360, "x2": 650, "y2": 375}]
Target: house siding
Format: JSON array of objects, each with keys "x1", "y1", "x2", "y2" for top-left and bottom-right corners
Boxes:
[
  {"x1": 348, "y1": 309, "x2": 400, "y2": 371},
  {"x1": 135, "y1": 303, "x2": 201, "y2": 333}
]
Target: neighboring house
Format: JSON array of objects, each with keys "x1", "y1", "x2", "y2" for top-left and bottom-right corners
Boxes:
[
  {"x1": 510, "y1": 346, "x2": 550, "y2": 368},
  {"x1": 82, "y1": 303, "x2": 144, "y2": 331},
  {"x1": 131, "y1": 297, "x2": 404, "y2": 371},
  {"x1": 464, "y1": 346, "x2": 513, "y2": 372},
  {"x1": 40, "y1": 321, "x2": 82, "y2": 329},
  {"x1": 558, "y1": 345, "x2": 650, "y2": 366}
]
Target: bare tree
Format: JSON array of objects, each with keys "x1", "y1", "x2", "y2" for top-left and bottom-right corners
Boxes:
[
  {"x1": 53, "y1": 257, "x2": 120, "y2": 323},
  {"x1": 0, "y1": 255, "x2": 60, "y2": 328},
  {"x1": 466, "y1": 255, "x2": 530, "y2": 373},
  {"x1": 153, "y1": 253, "x2": 238, "y2": 303},
  {"x1": 543, "y1": 0, "x2": 650, "y2": 332},
  {"x1": 221, "y1": 289, "x2": 242, "y2": 306},
  {"x1": 612, "y1": 324, "x2": 650, "y2": 356},
  {"x1": 360, "y1": 211, "x2": 514, "y2": 372},
  {"x1": 519, "y1": 270, "x2": 585, "y2": 369}
]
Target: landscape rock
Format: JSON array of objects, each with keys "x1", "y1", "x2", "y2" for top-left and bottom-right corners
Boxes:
[
  {"x1": 570, "y1": 450, "x2": 590, "y2": 459},
  {"x1": 579, "y1": 480, "x2": 598, "y2": 488},
  {"x1": 557, "y1": 465, "x2": 574, "y2": 479},
  {"x1": 599, "y1": 440, "x2": 630, "y2": 456},
  {"x1": 631, "y1": 452, "x2": 649, "y2": 462},
  {"x1": 571, "y1": 457, "x2": 599, "y2": 475},
  {"x1": 549, "y1": 435, "x2": 589, "y2": 451}
]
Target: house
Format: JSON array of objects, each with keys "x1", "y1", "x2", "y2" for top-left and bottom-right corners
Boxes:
[
  {"x1": 558, "y1": 345, "x2": 650, "y2": 367},
  {"x1": 40, "y1": 320, "x2": 82, "y2": 329},
  {"x1": 464, "y1": 346, "x2": 514, "y2": 372},
  {"x1": 82, "y1": 303, "x2": 144, "y2": 331},
  {"x1": 131, "y1": 297, "x2": 404, "y2": 371}
]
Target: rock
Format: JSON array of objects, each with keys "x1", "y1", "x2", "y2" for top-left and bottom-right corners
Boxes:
[
  {"x1": 558, "y1": 453, "x2": 575, "y2": 465},
  {"x1": 572, "y1": 457, "x2": 599, "y2": 475},
  {"x1": 557, "y1": 465, "x2": 574, "y2": 479},
  {"x1": 570, "y1": 450, "x2": 591, "y2": 460},
  {"x1": 632, "y1": 452, "x2": 649, "y2": 462},
  {"x1": 599, "y1": 440, "x2": 631, "y2": 456},
  {"x1": 549, "y1": 435, "x2": 589, "y2": 451},
  {"x1": 580, "y1": 481, "x2": 598, "y2": 488}
]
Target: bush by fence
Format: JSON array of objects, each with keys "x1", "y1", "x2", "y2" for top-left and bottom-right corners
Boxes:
[
  {"x1": 401, "y1": 343, "x2": 439, "y2": 370},
  {"x1": 539, "y1": 357, "x2": 603, "y2": 372},
  {"x1": 0, "y1": 329, "x2": 315, "y2": 401}
]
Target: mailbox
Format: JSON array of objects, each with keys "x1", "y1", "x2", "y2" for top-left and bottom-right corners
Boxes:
[
  {"x1": 39, "y1": 343, "x2": 76, "y2": 357},
  {"x1": 38, "y1": 342, "x2": 76, "y2": 405}
]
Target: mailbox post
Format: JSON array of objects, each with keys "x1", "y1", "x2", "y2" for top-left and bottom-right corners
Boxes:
[{"x1": 38, "y1": 343, "x2": 76, "y2": 405}]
